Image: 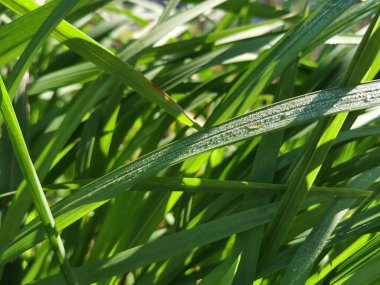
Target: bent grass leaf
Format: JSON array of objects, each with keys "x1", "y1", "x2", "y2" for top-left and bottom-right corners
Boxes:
[{"x1": 0, "y1": 0, "x2": 200, "y2": 129}]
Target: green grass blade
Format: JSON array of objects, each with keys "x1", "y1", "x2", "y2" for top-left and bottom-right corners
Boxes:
[
  {"x1": 281, "y1": 198, "x2": 355, "y2": 285},
  {"x1": 1, "y1": 81, "x2": 380, "y2": 266},
  {"x1": 35, "y1": 204, "x2": 277, "y2": 284},
  {"x1": 5, "y1": 0, "x2": 80, "y2": 98},
  {"x1": 262, "y1": 9, "x2": 380, "y2": 259},
  {"x1": 0, "y1": 77, "x2": 77, "y2": 284},
  {"x1": 46, "y1": 177, "x2": 372, "y2": 197}
]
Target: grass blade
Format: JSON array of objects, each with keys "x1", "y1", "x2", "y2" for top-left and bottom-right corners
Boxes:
[
  {"x1": 0, "y1": 0, "x2": 200, "y2": 130},
  {"x1": 1, "y1": 81, "x2": 379, "y2": 265},
  {"x1": 0, "y1": 77, "x2": 77, "y2": 284}
]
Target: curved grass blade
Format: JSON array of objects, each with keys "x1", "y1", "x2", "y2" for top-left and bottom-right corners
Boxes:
[
  {"x1": 0, "y1": 0, "x2": 200, "y2": 130},
  {"x1": 0, "y1": 77, "x2": 77, "y2": 284},
  {"x1": 1, "y1": 81, "x2": 380, "y2": 266},
  {"x1": 5, "y1": 0, "x2": 80, "y2": 98},
  {"x1": 280, "y1": 198, "x2": 354, "y2": 285}
]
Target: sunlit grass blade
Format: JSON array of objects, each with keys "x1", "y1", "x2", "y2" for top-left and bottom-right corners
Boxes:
[
  {"x1": 0, "y1": 77, "x2": 77, "y2": 284},
  {"x1": 5, "y1": 0, "x2": 80, "y2": 98},
  {"x1": 0, "y1": 2, "x2": 379, "y2": 283},
  {"x1": 0, "y1": 0, "x2": 201, "y2": 130}
]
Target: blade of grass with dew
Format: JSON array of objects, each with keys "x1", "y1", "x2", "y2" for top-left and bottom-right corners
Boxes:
[
  {"x1": 180, "y1": 0, "x2": 364, "y2": 177},
  {"x1": 1, "y1": 81, "x2": 380, "y2": 266}
]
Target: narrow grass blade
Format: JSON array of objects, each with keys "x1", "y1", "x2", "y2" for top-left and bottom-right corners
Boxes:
[
  {"x1": 35, "y1": 204, "x2": 277, "y2": 284},
  {"x1": 0, "y1": 77, "x2": 77, "y2": 284},
  {"x1": 262, "y1": 9, "x2": 380, "y2": 258},
  {"x1": 5, "y1": 0, "x2": 81, "y2": 98}
]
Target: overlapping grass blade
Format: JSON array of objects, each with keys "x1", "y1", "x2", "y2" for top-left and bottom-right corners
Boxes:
[{"x1": 262, "y1": 8, "x2": 380, "y2": 259}]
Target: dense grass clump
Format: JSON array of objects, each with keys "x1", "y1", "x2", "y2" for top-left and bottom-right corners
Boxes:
[{"x1": 0, "y1": 0, "x2": 379, "y2": 284}]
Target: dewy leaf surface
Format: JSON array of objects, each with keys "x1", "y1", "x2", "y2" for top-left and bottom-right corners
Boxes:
[{"x1": 1, "y1": 81, "x2": 380, "y2": 265}]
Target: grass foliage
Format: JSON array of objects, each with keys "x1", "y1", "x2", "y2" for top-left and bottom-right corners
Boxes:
[{"x1": 0, "y1": 0, "x2": 379, "y2": 284}]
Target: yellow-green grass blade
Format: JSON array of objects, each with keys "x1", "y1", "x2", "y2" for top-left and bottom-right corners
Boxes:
[
  {"x1": 0, "y1": 77, "x2": 77, "y2": 284},
  {"x1": 0, "y1": 0, "x2": 200, "y2": 130}
]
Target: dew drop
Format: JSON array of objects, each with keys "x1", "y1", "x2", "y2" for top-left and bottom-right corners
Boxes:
[
  {"x1": 365, "y1": 93, "x2": 376, "y2": 102},
  {"x1": 246, "y1": 124, "x2": 262, "y2": 130}
]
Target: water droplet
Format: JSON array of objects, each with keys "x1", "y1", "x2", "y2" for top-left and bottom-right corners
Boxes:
[
  {"x1": 247, "y1": 124, "x2": 262, "y2": 130},
  {"x1": 365, "y1": 93, "x2": 376, "y2": 102}
]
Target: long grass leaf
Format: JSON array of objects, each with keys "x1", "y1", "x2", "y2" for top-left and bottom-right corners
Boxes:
[
  {"x1": 0, "y1": 77, "x2": 77, "y2": 284},
  {"x1": 1, "y1": 81, "x2": 379, "y2": 265}
]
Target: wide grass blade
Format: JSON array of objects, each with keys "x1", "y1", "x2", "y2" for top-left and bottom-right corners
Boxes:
[
  {"x1": 1, "y1": 81, "x2": 379, "y2": 266},
  {"x1": 0, "y1": 2, "x2": 379, "y2": 283}
]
